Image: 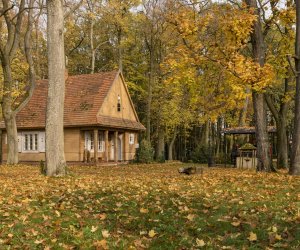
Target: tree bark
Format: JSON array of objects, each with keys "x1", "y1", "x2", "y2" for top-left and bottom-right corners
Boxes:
[
  {"x1": 252, "y1": 93, "x2": 271, "y2": 171},
  {"x1": 246, "y1": 0, "x2": 271, "y2": 172},
  {"x1": 46, "y1": 0, "x2": 67, "y2": 176},
  {"x1": 0, "y1": 0, "x2": 25, "y2": 165},
  {"x1": 277, "y1": 116, "x2": 288, "y2": 168},
  {"x1": 290, "y1": 0, "x2": 300, "y2": 175},
  {"x1": 1, "y1": 60, "x2": 18, "y2": 164},
  {"x1": 265, "y1": 79, "x2": 290, "y2": 169}
]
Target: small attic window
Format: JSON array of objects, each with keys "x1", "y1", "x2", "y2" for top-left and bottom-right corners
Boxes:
[{"x1": 117, "y1": 95, "x2": 121, "y2": 112}]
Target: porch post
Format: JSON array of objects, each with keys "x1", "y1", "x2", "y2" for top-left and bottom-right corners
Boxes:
[
  {"x1": 123, "y1": 132, "x2": 128, "y2": 161},
  {"x1": 114, "y1": 131, "x2": 118, "y2": 162},
  {"x1": 105, "y1": 130, "x2": 109, "y2": 162},
  {"x1": 94, "y1": 129, "x2": 98, "y2": 165}
]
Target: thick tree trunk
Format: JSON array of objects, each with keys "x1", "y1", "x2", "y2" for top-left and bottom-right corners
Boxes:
[
  {"x1": 1, "y1": 62, "x2": 18, "y2": 165},
  {"x1": 246, "y1": 0, "x2": 271, "y2": 172},
  {"x1": 253, "y1": 92, "x2": 271, "y2": 171},
  {"x1": 46, "y1": 0, "x2": 67, "y2": 176},
  {"x1": 290, "y1": 0, "x2": 300, "y2": 175},
  {"x1": 3, "y1": 108, "x2": 18, "y2": 165}
]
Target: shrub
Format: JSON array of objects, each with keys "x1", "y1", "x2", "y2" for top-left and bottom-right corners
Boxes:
[
  {"x1": 135, "y1": 139, "x2": 154, "y2": 163},
  {"x1": 191, "y1": 145, "x2": 209, "y2": 163},
  {"x1": 190, "y1": 145, "x2": 216, "y2": 166}
]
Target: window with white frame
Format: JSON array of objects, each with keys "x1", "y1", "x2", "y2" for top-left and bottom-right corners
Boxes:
[
  {"x1": 129, "y1": 133, "x2": 135, "y2": 145},
  {"x1": 85, "y1": 131, "x2": 105, "y2": 152},
  {"x1": 23, "y1": 133, "x2": 38, "y2": 151},
  {"x1": 16, "y1": 131, "x2": 45, "y2": 153}
]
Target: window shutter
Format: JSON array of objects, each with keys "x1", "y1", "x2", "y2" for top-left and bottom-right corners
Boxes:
[
  {"x1": 39, "y1": 131, "x2": 45, "y2": 152},
  {"x1": 17, "y1": 133, "x2": 22, "y2": 152}
]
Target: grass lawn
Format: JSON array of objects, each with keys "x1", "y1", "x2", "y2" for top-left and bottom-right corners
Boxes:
[{"x1": 0, "y1": 163, "x2": 299, "y2": 249}]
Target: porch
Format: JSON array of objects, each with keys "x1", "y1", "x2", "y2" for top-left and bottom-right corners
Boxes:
[{"x1": 82, "y1": 129, "x2": 137, "y2": 164}]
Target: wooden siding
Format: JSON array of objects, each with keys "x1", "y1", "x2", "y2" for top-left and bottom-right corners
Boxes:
[
  {"x1": 98, "y1": 75, "x2": 137, "y2": 121},
  {"x1": 1, "y1": 129, "x2": 138, "y2": 162}
]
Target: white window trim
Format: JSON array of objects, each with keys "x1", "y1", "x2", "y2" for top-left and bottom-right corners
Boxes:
[
  {"x1": 22, "y1": 131, "x2": 40, "y2": 153},
  {"x1": 129, "y1": 133, "x2": 135, "y2": 145},
  {"x1": 5, "y1": 131, "x2": 45, "y2": 153},
  {"x1": 85, "y1": 131, "x2": 105, "y2": 152}
]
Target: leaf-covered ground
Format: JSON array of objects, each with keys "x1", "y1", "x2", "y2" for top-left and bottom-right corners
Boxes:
[{"x1": 0, "y1": 163, "x2": 299, "y2": 249}]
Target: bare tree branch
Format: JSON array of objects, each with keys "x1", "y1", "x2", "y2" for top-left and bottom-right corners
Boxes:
[
  {"x1": 14, "y1": 0, "x2": 36, "y2": 114},
  {"x1": 0, "y1": 4, "x2": 15, "y2": 17},
  {"x1": 287, "y1": 54, "x2": 297, "y2": 76},
  {"x1": 64, "y1": 0, "x2": 83, "y2": 19}
]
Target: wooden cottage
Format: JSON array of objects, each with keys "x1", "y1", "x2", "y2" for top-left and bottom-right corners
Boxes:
[{"x1": 0, "y1": 70, "x2": 145, "y2": 163}]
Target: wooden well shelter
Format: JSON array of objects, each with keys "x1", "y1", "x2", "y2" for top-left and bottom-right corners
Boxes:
[{"x1": 222, "y1": 126, "x2": 277, "y2": 167}]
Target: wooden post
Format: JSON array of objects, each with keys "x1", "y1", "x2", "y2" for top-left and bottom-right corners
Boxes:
[
  {"x1": 114, "y1": 131, "x2": 118, "y2": 162},
  {"x1": 123, "y1": 132, "x2": 128, "y2": 161},
  {"x1": 94, "y1": 129, "x2": 98, "y2": 165},
  {"x1": 105, "y1": 130, "x2": 109, "y2": 162}
]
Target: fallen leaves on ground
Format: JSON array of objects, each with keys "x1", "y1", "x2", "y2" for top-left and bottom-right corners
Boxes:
[{"x1": 0, "y1": 163, "x2": 299, "y2": 249}]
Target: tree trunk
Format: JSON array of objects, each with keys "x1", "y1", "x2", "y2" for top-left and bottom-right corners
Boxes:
[
  {"x1": 146, "y1": 50, "x2": 154, "y2": 142},
  {"x1": 1, "y1": 61, "x2": 18, "y2": 165},
  {"x1": 168, "y1": 131, "x2": 177, "y2": 161},
  {"x1": 90, "y1": 18, "x2": 95, "y2": 74},
  {"x1": 277, "y1": 117, "x2": 288, "y2": 169},
  {"x1": 155, "y1": 127, "x2": 165, "y2": 161},
  {"x1": 253, "y1": 92, "x2": 271, "y2": 171},
  {"x1": 2, "y1": 109, "x2": 18, "y2": 165},
  {"x1": 238, "y1": 89, "x2": 250, "y2": 127},
  {"x1": 215, "y1": 117, "x2": 222, "y2": 157},
  {"x1": 200, "y1": 121, "x2": 209, "y2": 147},
  {"x1": 246, "y1": 0, "x2": 271, "y2": 172},
  {"x1": 117, "y1": 28, "x2": 123, "y2": 72},
  {"x1": 265, "y1": 78, "x2": 290, "y2": 170},
  {"x1": 46, "y1": 0, "x2": 67, "y2": 176},
  {"x1": 290, "y1": 0, "x2": 300, "y2": 175}
]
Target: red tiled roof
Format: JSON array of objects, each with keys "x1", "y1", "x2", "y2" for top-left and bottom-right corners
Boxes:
[{"x1": 1, "y1": 71, "x2": 145, "y2": 131}]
